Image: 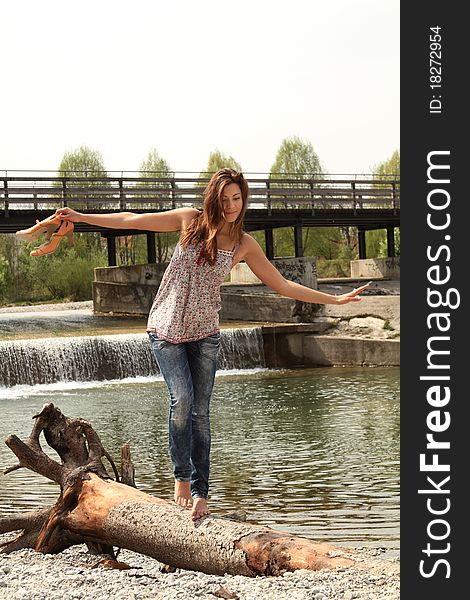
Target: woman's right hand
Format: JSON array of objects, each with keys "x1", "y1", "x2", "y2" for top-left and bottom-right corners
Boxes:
[{"x1": 55, "y1": 207, "x2": 82, "y2": 222}]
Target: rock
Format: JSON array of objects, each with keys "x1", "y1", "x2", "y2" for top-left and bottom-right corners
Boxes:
[{"x1": 213, "y1": 586, "x2": 240, "y2": 599}]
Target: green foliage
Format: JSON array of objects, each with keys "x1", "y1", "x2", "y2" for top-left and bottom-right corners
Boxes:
[
  {"x1": 58, "y1": 145, "x2": 107, "y2": 177},
  {"x1": 337, "y1": 240, "x2": 355, "y2": 260},
  {"x1": 140, "y1": 148, "x2": 173, "y2": 177},
  {"x1": 136, "y1": 148, "x2": 178, "y2": 265},
  {"x1": 52, "y1": 146, "x2": 108, "y2": 284},
  {"x1": 199, "y1": 150, "x2": 242, "y2": 181},
  {"x1": 246, "y1": 230, "x2": 351, "y2": 277},
  {"x1": 316, "y1": 258, "x2": 351, "y2": 278},
  {"x1": 372, "y1": 150, "x2": 400, "y2": 178},
  {"x1": 378, "y1": 228, "x2": 400, "y2": 256},
  {"x1": 0, "y1": 231, "x2": 108, "y2": 305},
  {"x1": 365, "y1": 230, "x2": 385, "y2": 257},
  {"x1": 154, "y1": 232, "x2": 179, "y2": 265},
  {"x1": 109, "y1": 148, "x2": 179, "y2": 268},
  {"x1": 306, "y1": 227, "x2": 345, "y2": 259},
  {"x1": 0, "y1": 254, "x2": 11, "y2": 302},
  {"x1": 366, "y1": 150, "x2": 400, "y2": 257},
  {"x1": 249, "y1": 231, "x2": 266, "y2": 252},
  {"x1": 55, "y1": 145, "x2": 108, "y2": 213},
  {"x1": 366, "y1": 228, "x2": 400, "y2": 258},
  {"x1": 248, "y1": 226, "x2": 348, "y2": 262},
  {"x1": 270, "y1": 227, "x2": 343, "y2": 259},
  {"x1": 0, "y1": 236, "x2": 27, "y2": 302},
  {"x1": 267, "y1": 137, "x2": 356, "y2": 260},
  {"x1": 28, "y1": 245, "x2": 103, "y2": 301},
  {"x1": 393, "y1": 229, "x2": 400, "y2": 255},
  {"x1": 270, "y1": 136, "x2": 325, "y2": 178}
]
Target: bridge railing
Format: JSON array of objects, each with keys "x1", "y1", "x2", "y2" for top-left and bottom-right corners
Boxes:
[{"x1": 0, "y1": 173, "x2": 400, "y2": 216}]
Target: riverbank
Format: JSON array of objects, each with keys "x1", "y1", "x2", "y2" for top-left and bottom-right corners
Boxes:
[{"x1": 0, "y1": 536, "x2": 399, "y2": 600}]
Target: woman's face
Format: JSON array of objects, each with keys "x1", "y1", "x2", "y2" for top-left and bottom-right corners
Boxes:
[{"x1": 221, "y1": 183, "x2": 243, "y2": 223}]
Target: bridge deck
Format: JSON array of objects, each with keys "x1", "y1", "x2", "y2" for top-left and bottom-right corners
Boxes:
[{"x1": 0, "y1": 173, "x2": 399, "y2": 234}]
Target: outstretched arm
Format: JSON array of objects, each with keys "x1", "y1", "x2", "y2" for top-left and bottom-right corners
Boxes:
[
  {"x1": 240, "y1": 235, "x2": 368, "y2": 305},
  {"x1": 54, "y1": 207, "x2": 199, "y2": 233}
]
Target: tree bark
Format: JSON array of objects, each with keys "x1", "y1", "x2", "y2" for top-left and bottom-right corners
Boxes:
[{"x1": 1, "y1": 403, "x2": 353, "y2": 576}]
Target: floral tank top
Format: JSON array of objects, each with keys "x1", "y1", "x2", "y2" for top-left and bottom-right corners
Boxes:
[{"x1": 146, "y1": 241, "x2": 239, "y2": 343}]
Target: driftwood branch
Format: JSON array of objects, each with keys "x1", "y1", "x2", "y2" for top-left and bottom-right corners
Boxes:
[
  {"x1": 4, "y1": 463, "x2": 23, "y2": 475},
  {"x1": 121, "y1": 442, "x2": 136, "y2": 487},
  {"x1": 4, "y1": 403, "x2": 117, "y2": 488},
  {"x1": 4, "y1": 434, "x2": 63, "y2": 484},
  {"x1": 0, "y1": 508, "x2": 52, "y2": 536},
  {"x1": 1, "y1": 404, "x2": 355, "y2": 575}
]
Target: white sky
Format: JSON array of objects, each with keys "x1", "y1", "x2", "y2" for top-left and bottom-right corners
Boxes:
[{"x1": 1, "y1": 0, "x2": 399, "y2": 176}]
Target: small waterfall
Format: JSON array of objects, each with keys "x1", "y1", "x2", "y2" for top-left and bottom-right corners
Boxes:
[
  {"x1": 0, "y1": 328, "x2": 266, "y2": 387},
  {"x1": 219, "y1": 327, "x2": 265, "y2": 370}
]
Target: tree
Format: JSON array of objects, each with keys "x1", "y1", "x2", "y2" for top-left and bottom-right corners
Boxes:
[
  {"x1": 0, "y1": 147, "x2": 111, "y2": 306},
  {"x1": 136, "y1": 149, "x2": 178, "y2": 265},
  {"x1": 139, "y1": 148, "x2": 173, "y2": 177},
  {"x1": 0, "y1": 404, "x2": 354, "y2": 576},
  {"x1": 270, "y1": 136, "x2": 324, "y2": 177},
  {"x1": 0, "y1": 252, "x2": 11, "y2": 303},
  {"x1": 55, "y1": 146, "x2": 109, "y2": 252},
  {"x1": 0, "y1": 146, "x2": 110, "y2": 305},
  {"x1": 267, "y1": 137, "x2": 343, "y2": 258},
  {"x1": 366, "y1": 150, "x2": 400, "y2": 257},
  {"x1": 372, "y1": 149, "x2": 400, "y2": 179},
  {"x1": 56, "y1": 145, "x2": 108, "y2": 215},
  {"x1": 199, "y1": 150, "x2": 242, "y2": 181},
  {"x1": 58, "y1": 145, "x2": 107, "y2": 178},
  {"x1": 0, "y1": 231, "x2": 108, "y2": 305}
]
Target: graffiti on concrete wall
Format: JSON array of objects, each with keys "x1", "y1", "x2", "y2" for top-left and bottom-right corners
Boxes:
[
  {"x1": 272, "y1": 258, "x2": 317, "y2": 288},
  {"x1": 350, "y1": 257, "x2": 400, "y2": 279}
]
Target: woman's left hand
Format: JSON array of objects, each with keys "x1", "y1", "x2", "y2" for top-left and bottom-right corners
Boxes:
[{"x1": 335, "y1": 283, "x2": 370, "y2": 305}]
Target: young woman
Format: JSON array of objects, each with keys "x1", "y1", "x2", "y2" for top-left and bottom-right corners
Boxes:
[{"x1": 55, "y1": 168, "x2": 368, "y2": 520}]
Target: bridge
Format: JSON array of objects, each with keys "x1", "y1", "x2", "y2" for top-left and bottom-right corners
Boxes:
[{"x1": 0, "y1": 171, "x2": 399, "y2": 264}]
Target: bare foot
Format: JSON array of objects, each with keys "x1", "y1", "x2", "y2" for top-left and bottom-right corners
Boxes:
[
  {"x1": 174, "y1": 480, "x2": 192, "y2": 508},
  {"x1": 191, "y1": 497, "x2": 210, "y2": 521}
]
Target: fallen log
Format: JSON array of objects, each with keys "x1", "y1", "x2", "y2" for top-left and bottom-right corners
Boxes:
[{"x1": 1, "y1": 403, "x2": 353, "y2": 576}]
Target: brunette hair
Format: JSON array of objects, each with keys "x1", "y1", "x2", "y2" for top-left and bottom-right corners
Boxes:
[{"x1": 180, "y1": 168, "x2": 249, "y2": 265}]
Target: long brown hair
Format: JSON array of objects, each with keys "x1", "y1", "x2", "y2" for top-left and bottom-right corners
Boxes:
[{"x1": 180, "y1": 168, "x2": 249, "y2": 265}]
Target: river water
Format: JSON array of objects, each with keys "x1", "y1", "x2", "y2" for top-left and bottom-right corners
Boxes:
[{"x1": 0, "y1": 366, "x2": 399, "y2": 548}]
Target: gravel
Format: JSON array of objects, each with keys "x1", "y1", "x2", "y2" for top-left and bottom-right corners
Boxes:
[{"x1": 0, "y1": 535, "x2": 399, "y2": 600}]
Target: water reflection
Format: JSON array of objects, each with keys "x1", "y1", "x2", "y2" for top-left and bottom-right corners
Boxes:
[{"x1": 0, "y1": 367, "x2": 399, "y2": 547}]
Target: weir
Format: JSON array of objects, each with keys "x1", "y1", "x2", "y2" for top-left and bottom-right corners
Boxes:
[{"x1": 0, "y1": 328, "x2": 266, "y2": 387}]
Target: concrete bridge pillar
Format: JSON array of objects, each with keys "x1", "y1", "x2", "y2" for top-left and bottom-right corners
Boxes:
[
  {"x1": 386, "y1": 226, "x2": 396, "y2": 257},
  {"x1": 294, "y1": 225, "x2": 303, "y2": 258},
  {"x1": 146, "y1": 233, "x2": 156, "y2": 263},
  {"x1": 358, "y1": 229, "x2": 367, "y2": 259},
  {"x1": 107, "y1": 237, "x2": 117, "y2": 267},
  {"x1": 265, "y1": 228, "x2": 274, "y2": 260}
]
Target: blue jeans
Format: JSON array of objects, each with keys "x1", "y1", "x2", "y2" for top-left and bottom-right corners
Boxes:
[{"x1": 148, "y1": 332, "x2": 220, "y2": 499}]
